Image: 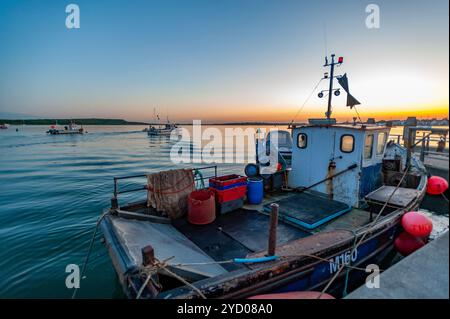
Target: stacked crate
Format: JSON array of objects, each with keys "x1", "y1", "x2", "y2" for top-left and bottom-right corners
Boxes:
[{"x1": 209, "y1": 174, "x2": 247, "y2": 214}]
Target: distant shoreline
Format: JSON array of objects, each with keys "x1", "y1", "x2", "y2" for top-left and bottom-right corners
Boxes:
[
  {"x1": 0, "y1": 119, "x2": 149, "y2": 125},
  {"x1": 1, "y1": 118, "x2": 448, "y2": 127}
]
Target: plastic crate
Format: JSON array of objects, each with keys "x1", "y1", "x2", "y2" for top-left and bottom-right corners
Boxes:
[
  {"x1": 216, "y1": 197, "x2": 244, "y2": 214},
  {"x1": 212, "y1": 185, "x2": 247, "y2": 203},
  {"x1": 209, "y1": 174, "x2": 247, "y2": 189},
  {"x1": 209, "y1": 181, "x2": 247, "y2": 190}
]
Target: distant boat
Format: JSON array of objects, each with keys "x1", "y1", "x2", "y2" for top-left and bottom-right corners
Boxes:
[
  {"x1": 46, "y1": 121, "x2": 85, "y2": 135},
  {"x1": 145, "y1": 111, "x2": 181, "y2": 136},
  {"x1": 0, "y1": 123, "x2": 9, "y2": 129},
  {"x1": 147, "y1": 122, "x2": 180, "y2": 136}
]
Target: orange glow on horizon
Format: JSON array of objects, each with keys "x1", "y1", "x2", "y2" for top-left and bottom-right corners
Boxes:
[{"x1": 125, "y1": 103, "x2": 449, "y2": 123}]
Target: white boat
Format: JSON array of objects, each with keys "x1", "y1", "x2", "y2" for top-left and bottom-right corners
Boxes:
[
  {"x1": 147, "y1": 122, "x2": 180, "y2": 136},
  {"x1": 145, "y1": 109, "x2": 182, "y2": 136},
  {"x1": 0, "y1": 123, "x2": 10, "y2": 129},
  {"x1": 46, "y1": 121, "x2": 85, "y2": 135}
]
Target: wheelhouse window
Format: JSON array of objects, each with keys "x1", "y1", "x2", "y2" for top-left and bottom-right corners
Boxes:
[
  {"x1": 340, "y1": 134, "x2": 354, "y2": 153},
  {"x1": 364, "y1": 134, "x2": 374, "y2": 159},
  {"x1": 377, "y1": 132, "x2": 387, "y2": 155},
  {"x1": 297, "y1": 133, "x2": 307, "y2": 149}
]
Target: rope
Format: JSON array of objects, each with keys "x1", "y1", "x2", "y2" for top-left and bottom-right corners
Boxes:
[
  {"x1": 353, "y1": 105, "x2": 363, "y2": 124},
  {"x1": 168, "y1": 253, "x2": 381, "y2": 273},
  {"x1": 137, "y1": 257, "x2": 206, "y2": 299},
  {"x1": 317, "y1": 164, "x2": 411, "y2": 298},
  {"x1": 289, "y1": 78, "x2": 324, "y2": 126},
  {"x1": 147, "y1": 180, "x2": 195, "y2": 195},
  {"x1": 71, "y1": 210, "x2": 110, "y2": 299},
  {"x1": 134, "y1": 247, "x2": 386, "y2": 298},
  {"x1": 146, "y1": 170, "x2": 194, "y2": 194},
  {"x1": 342, "y1": 234, "x2": 358, "y2": 297},
  {"x1": 441, "y1": 193, "x2": 449, "y2": 204}
]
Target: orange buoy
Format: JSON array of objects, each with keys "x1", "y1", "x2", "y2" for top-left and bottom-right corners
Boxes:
[
  {"x1": 402, "y1": 212, "x2": 433, "y2": 237},
  {"x1": 426, "y1": 176, "x2": 448, "y2": 195},
  {"x1": 248, "y1": 291, "x2": 335, "y2": 299},
  {"x1": 187, "y1": 189, "x2": 216, "y2": 225},
  {"x1": 394, "y1": 232, "x2": 426, "y2": 256}
]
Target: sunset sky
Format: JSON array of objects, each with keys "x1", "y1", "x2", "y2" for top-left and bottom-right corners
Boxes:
[{"x1": 0, "y1": 0, "x2": 448, "y2": 122}]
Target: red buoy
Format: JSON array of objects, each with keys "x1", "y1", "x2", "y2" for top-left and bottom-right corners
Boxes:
[
  {"x1": 187, "y1": 189, "x2": 216, "y2": 225},
  {"x1": 402, "y1": 212, "x2": 433, "y2": 237},
  {"x1": 248, "y1": 291, "x2": 335, "y2": 299},
  {"x1": 394, "y1": 232, "x2": 426, "y2": 256},
  {"x1": 426, "y1": 176, "x2": 448, "y2": 195}
]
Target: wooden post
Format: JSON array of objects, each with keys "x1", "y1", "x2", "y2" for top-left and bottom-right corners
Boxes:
[
  {"x1": 140, "y1": 245, "x2": 161, "y2": 298},
  {"x1": 111, "y1": 196, "x2": 119, "y2": 210},
  {"x1": 268, "y1": 203, "x2": 279, "y2": 256},
  {"x1": 420, "y1": 132, "x2": 426, "y2": 162},
  {"x1": 142, "y1": 245, "x2": 155, "y2": 266}
]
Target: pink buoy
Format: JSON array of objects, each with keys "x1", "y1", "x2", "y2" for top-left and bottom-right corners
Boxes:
[
  {"x1": 394, "y1": 232, "x2": 426, "y2": 256},
  {"x1": 426, "y1": 176, "x2": 448, "y2": 195},
  {"x1": 402, "y1": 211, "x2": 433, "y2": 237},
  {"x1": 248, "y1": 291, "x2": 335, "y2": 299}
]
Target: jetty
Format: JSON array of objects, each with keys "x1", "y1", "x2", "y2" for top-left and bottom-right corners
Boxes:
[{"x1": 346, "y1": 231, "x2": 449, "y2": 299}]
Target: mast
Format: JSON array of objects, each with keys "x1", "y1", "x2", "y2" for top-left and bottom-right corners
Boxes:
[
  {"x1": 320, "y1": 54, "x2": 343, "y2": 119},
  {"x1": 326, "y1": 54, "x2": 335, "y2": 119}
]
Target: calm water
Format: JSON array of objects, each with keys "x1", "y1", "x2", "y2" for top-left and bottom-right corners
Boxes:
[{"x1": 0, "y1": 125, "x2": 260, "y2": 298}]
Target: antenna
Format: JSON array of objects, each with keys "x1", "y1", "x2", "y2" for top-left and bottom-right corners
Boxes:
[
  {"x1": 323, "y1": 22, "x2": 328, "y2": 58},
  {"x1": 318, "y1": 53, "x2": 344, "y2": 119}
]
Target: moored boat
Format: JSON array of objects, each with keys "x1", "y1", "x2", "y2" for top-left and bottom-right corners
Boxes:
[
  {"x1": 96, "y1": 54, "x2": 429, "y2": 299},
  {"x1": 0, "y1": 123, "x2": 10, "y2": 129}
]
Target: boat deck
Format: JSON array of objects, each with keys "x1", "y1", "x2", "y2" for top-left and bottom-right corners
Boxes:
[
  {"x1": 172, "y1": 208, "x2": 310, "y2": 271},
  {"x1": 106, "y1": 190, "x2": 373, "y2": 281}
]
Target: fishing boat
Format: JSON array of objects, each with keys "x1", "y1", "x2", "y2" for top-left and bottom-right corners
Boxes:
[
  {"x1": 147, "y1": 122, "x2": 180, "y2": 136},
  {"x1": 0, "y1": 123, "x2": 9, "y2": 129},
  {"x1": 145, "y1": 110, "x2": 181, "y2": 136},
  {"x1": 46, "y1": 121, "x2": 85, "y2": 135},
  {"x1": 97, "y1": 54, "x2": 429, "y2": 299}
]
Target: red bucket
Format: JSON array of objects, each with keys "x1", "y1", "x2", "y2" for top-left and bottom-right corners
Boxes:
[{"x1": 188, "y1": 189, "x2": 216, "y2": 225}]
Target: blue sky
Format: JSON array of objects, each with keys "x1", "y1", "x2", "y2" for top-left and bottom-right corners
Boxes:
[{"x1": 0, "y1": 0, "x2": 448, "y2": 122}]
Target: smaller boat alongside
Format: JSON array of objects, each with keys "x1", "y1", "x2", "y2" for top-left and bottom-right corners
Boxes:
[{"x1": 46, "y1": 121, "x2": 85, "y2": 135}]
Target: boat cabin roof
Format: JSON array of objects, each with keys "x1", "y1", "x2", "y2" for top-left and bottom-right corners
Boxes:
[{"x1": 291, "y1": 123, "x2": 388, "y2": 131}]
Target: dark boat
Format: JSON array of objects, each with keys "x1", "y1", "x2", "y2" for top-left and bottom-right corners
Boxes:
[{"x1": 97, "y1": 54, "x2": 428, "y2": 299}]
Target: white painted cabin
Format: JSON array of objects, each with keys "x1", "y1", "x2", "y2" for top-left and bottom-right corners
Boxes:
[{"x1": 289, "y1": 123, "x2": 391, "y2": 207}]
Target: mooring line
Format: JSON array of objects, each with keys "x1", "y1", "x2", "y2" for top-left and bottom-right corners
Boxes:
[{"x1": 71, "y1": 210, "x2": 110, "y2": 299}]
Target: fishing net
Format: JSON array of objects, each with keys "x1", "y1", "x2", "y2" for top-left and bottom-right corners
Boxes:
[{"x1": 147, "y1": 169, "x2": 195, "y2": 219}]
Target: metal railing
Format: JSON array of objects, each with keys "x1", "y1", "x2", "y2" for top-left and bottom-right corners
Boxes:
[
  {"x1": 389, "y1": 127, "x2": 449, "y2": 167},
  {"x1": 111, "y1": 165, "x2": 218, "y2": 207}
]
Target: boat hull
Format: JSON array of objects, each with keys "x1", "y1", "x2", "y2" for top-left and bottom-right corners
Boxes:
[{"x1": 100, "y1": 200, "x2": 419, "y2": 299}]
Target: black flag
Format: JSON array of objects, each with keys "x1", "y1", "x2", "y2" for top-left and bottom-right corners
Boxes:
[{"x1": 337, "y1": 73, "x2": 361, "y2": 108}]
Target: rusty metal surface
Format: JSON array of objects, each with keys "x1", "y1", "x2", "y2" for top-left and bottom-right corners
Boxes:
[
  {"x1": 246, "y1": 230, "x2": 354, "y2": 263},
  {"x1": 365, "y1": 185, "x2": 420, "y2": 207}
]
